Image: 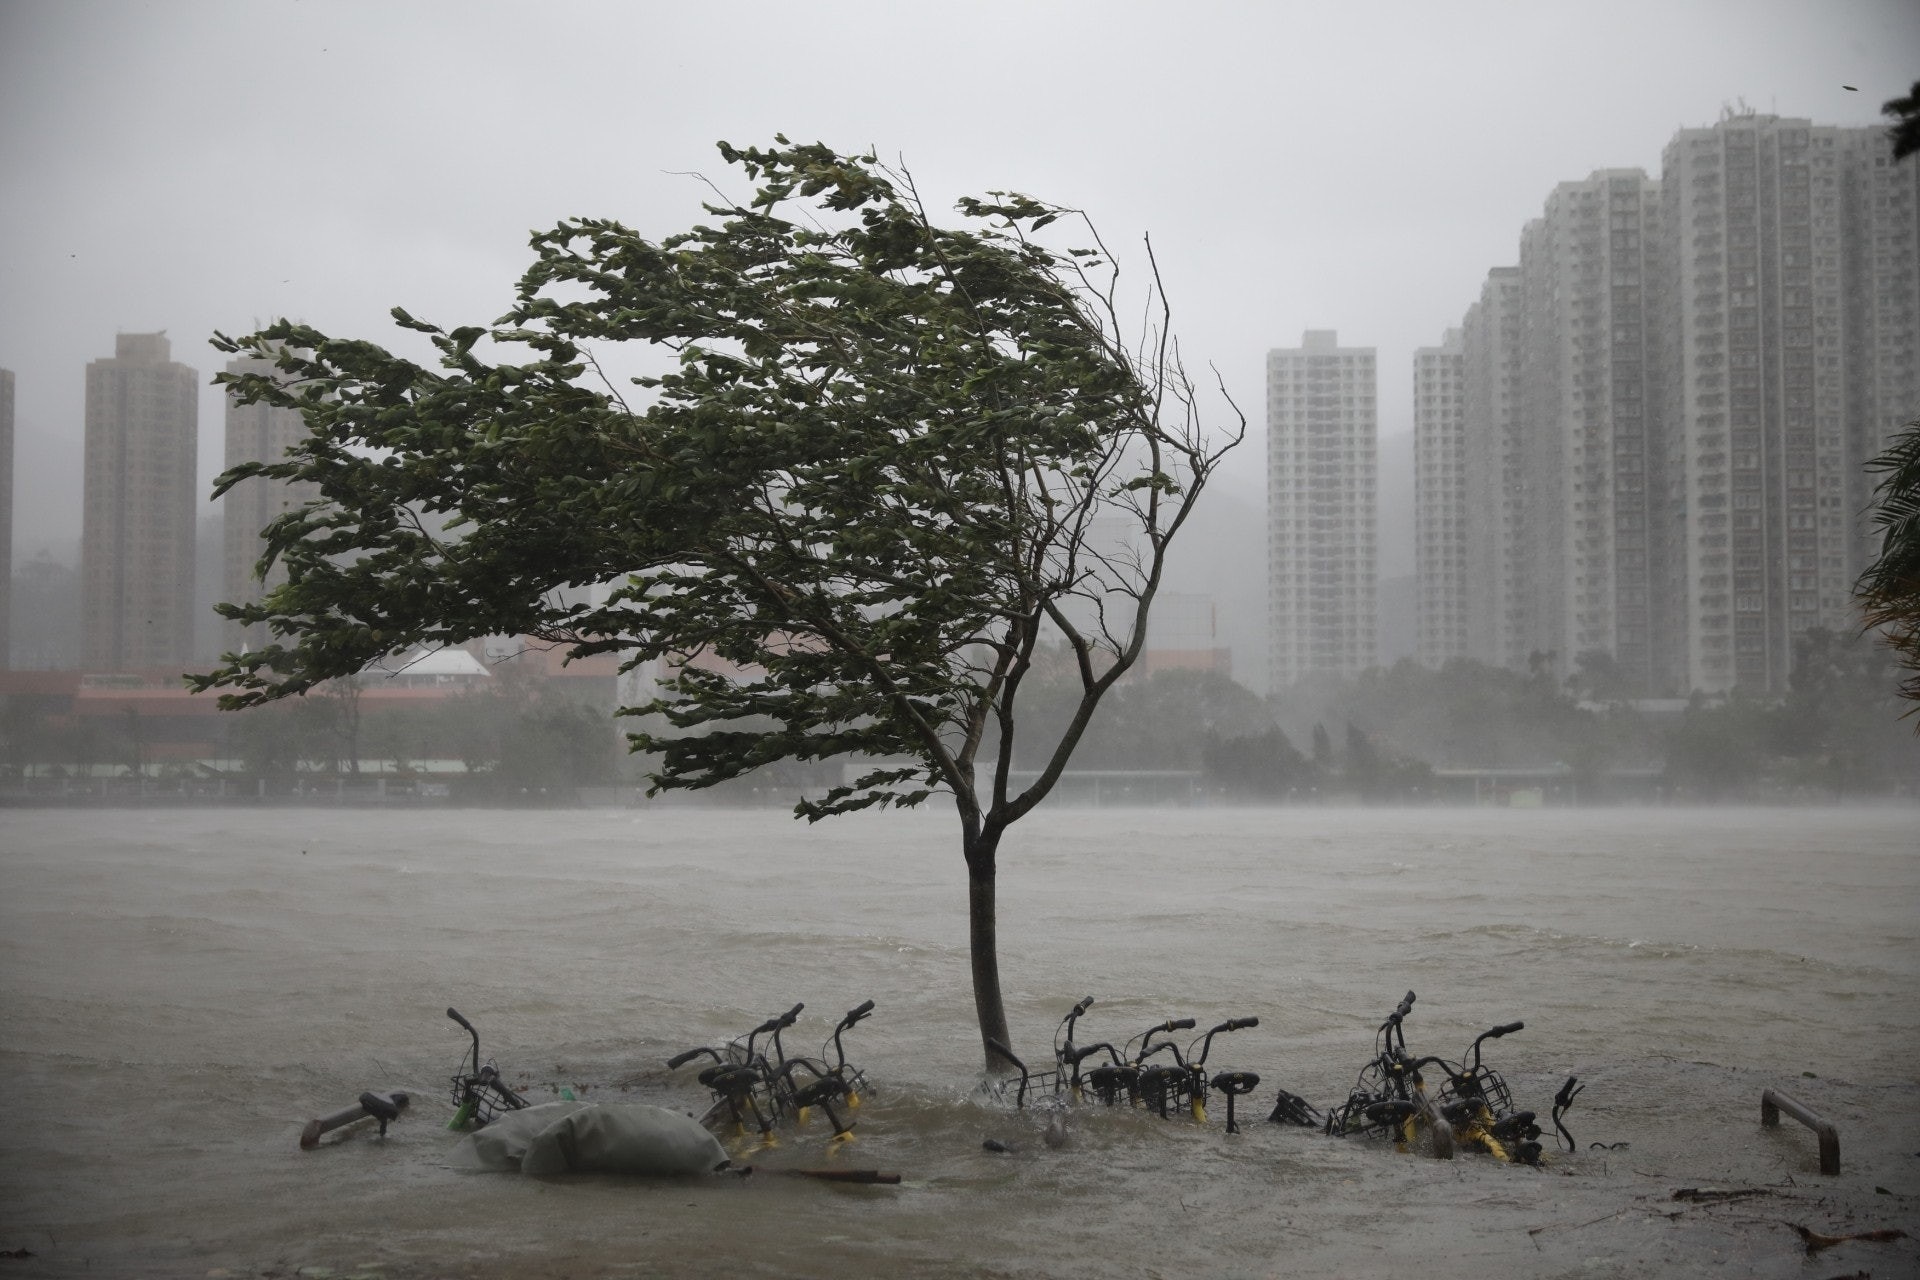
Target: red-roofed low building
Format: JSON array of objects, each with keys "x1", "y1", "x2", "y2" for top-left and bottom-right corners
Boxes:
[{"x1": 0, "y1": 634, "x2": 628, "y2": 787}]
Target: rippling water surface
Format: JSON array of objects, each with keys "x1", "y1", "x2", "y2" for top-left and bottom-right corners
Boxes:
[{"x1": 2, "y1": 805, "x2": 1916, "y2": 1278}]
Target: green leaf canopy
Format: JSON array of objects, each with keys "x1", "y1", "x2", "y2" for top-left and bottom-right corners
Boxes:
[{"x1": 197, "y1": 138, "x2": 1242, "y2": 832}]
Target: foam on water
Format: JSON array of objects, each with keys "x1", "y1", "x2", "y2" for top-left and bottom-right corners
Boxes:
[{"x1": 1, "y1": 805, "x2": 1916, "y2": 1278}]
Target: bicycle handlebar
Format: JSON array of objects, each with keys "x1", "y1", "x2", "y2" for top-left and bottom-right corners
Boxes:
[
  {"x1": 1552, "y1": 1074, "x2": 1583, "y2": 1151},
  {"x1": 829, "y1": 1000, "x2": 874, "y2": 1067},
  {"x1": 1064, "y1": 1041, "x2": 1120, "y2": 1067},
  {"x1": 1056, "y1": 998, "x2": 1097, "y2": 1058},
  {"x1": 986, "y1": 1037, "x2": 1033, "y2": 1108},
  {"x1": 475, "y1": 1063, "x2": 530, "y2": 1109},
  {"x1": 1400, "y1": 1053, "x2": 1464, "y2": 1084},
  {"x1": 1191, "y1": 1016, "x2": 1260, "y2": 1066},
  {"x1": 1466, "y1": 1020, "x2": 1524, "y2": 1070},
  {"x1": 447, "y1": 1006, "x2": 482, "y2": 1074},
  {"x1": 667, "y1": 1047, "x2": 710, "y2": 1070},
  {"x1": 749, "y1": 1003, "x2": 805, "y2": 1037},
  {"x1": 1130, "y1": 1017, "x2": 1199, "y2": 1065}
]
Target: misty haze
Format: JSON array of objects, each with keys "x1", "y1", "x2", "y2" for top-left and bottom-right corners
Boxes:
[{"x1": 2, "y1": 3, "x2": 1917, "y2": 1278}]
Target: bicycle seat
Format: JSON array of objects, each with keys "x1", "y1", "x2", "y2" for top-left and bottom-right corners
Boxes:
[
  {"x1": 1491, "y1": 1110, "x2": 1540, "y2": 1141},
  {"x1": 700, "y1": 1064, "x2": 760, "y2": 1095},
  {"x1": 790, "y1": 1078, "x2": 849, "y2": 1108},
  {"x1": 1365, "y1": 1099, "x2": 1419, "y2": 1125},
  {"x1": 1084, "y1": 1064, "x2": 1135, "y2": 1104},
  {"x1": 1211, "y1": 1071, "x2": 1261, "y2": 1096}
]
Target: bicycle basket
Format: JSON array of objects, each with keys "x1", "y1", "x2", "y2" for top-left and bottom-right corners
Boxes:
[
  {"x1": 449, "y1": 1060, "x2": 519, "y2": 1128},
  {"x1": 1437, "y1": 1066, "x2": 1514, "y2": 1119},
  {"x1": 995, "y1": 1065, "x2": 1069, "y2": 1109},
  {"x1": 1135, "y1": 1064, "x2": 1197, "y2": 1118},
  {"x1": 1326, "y1": 1090, "x2": 1418, "y2": 1139}
]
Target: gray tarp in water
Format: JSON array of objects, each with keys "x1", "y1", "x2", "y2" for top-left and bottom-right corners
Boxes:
[{"x1": 454, "y1": 1102, "x2": 729, "y2": 1177}]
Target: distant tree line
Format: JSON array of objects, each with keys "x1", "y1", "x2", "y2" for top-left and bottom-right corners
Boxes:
[
  {"x1": 7, "y1": 627, "x2": 1912, "y2": 804},
  {"x1": 1005, "y1": 626, "x2": 1917, "y2": 802}
]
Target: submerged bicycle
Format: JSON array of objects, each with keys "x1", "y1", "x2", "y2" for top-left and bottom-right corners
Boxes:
[
  {"x1": 1324, "y1": 990, "x2": 1420, "y2": 1137},
  {"x1": 989, "y1": 999, "x2": 1264, "y2": 1131},
  {"x1": 446, "y1": 1006, "x2": 531, "y2": 1129},
  {"x1": 668, "y1": 1000, "x2": 875, "y2": 1148},
  {"x1": 1324, "y1": 991, "x2": 1572, "y2": 1165},
  {"x1": 984, "y1": 996, "x2": 1099, "y2": 1110}
]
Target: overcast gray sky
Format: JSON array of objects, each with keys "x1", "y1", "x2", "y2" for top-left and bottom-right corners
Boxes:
[{"x1": 3, "y1": 0, "x2": 1916, "y2": 565}]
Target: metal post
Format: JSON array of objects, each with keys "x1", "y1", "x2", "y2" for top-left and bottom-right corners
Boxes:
[{"x1": 1761, "y1": 1088, "x2": 1839, "y2": 1175}]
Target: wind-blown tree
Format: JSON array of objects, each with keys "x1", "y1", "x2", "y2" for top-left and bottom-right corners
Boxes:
[
  {"x1": 1856, "y1": 417, "x2": 1920, "y2": 715},
  {"x1": 1885, "y1": 80, "x2": 1920, "y2": 162},
  {"x1": 192, "y1": 139, "x2": 1243, "y2": 1060}
]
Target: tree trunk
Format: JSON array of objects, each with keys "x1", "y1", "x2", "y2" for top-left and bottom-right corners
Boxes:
[{"x1": 964, "y1": 829, "x2": 1013, "y2": 1069}]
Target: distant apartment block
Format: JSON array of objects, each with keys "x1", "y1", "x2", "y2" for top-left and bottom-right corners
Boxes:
[
  {"x1": 1660, "y1": 114, "x2": 1916, "y2": 692},
  {"x1": 1413, "y1": 330, "x2": 1465, "y2": 667},
  {"x1": 221, "y1": 353, "x2": 318, "y2": 654},
  {"x1": 1523, "y1": 169, "x2": 1664, "y2": 690},
  {"x1": 1, "y1": 368, "x2": 13, "y2": 669},
  {"x1": 1424, "y1": 111, "x2": 1917, "y2": 696},
  {"x1": 1268, "y1": 330, "x2": 1377, "y2": 690},
  {"x1": 1460, "y1": 267, "x2": 1527, "y2": 669},
  {"x1": 81, "y1": 333, "x2": 198, "y2": 671},
  {"x1": 1850, "y1": 126, "x2": 1920, "y2": 505}
]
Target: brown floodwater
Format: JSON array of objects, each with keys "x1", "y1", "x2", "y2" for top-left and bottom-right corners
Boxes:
[{"x1": 2, "y1": 805, "x2": 1915, "y2": 1278}]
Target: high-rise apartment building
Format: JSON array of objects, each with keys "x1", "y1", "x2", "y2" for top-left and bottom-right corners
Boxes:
[
  {"x1": 1424, "y1": 166, "x2": 1664, "y2": 691},
  {"x1": 1, "y1": 368, "x2": 13, "y2": 670},
  {"x1": 221, "y1": 353, "x2": 318, "y2": 654},
  {"x1": 1426, "y1": 111, "x2": 1916, "y2": 696},
  {"x1": 1518, "y1": 169, "x2": 1665, "y2": 691},
  {"x1": 1660, "y1": 113, "x2": 1917, "y2": 692},
  {"x1": 1413, "y1": 330, "x2": 1466, "y2": 668},
  {"x1": 1268, "y1": 330, "x2": 1377, "y2": 690},
  {"x1": 1849, "y1": 128, "x2": 1920, "y2": 501},
  {"x1": 81, "y1": 333, "x2": 199, "y2": 671},
  {"x1": 1459, "y1": 268, "x2": 1528, "y2": 670}
]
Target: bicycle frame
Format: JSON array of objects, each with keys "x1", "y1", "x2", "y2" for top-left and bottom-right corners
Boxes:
[
  {"x1": 1421, "y1": 1021, "x2": 1538, "y2": 1163},
  {"x1": 994, "y1": 1006, "x2": 1260, "y2": 1130},
  {"x1": 669, "y1": 1000, "x2": 874, "y2": 1147},
  {"x1": 1326, "y1": 994, "x2": 1551, "y2": 1165},
  {"x1": 775, "y1": 1000, "x2": 876, "y2": 1142},
  {"x1": 1326, "y1": 991, "x2": 1421, "y2": 1140},
  {"x1": 1186, "y1": 1018, "x2": 1261, "y2": 1131},
  {"x1": 988, "y1": 996, "x2": 1099, "y2": 1109}
]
